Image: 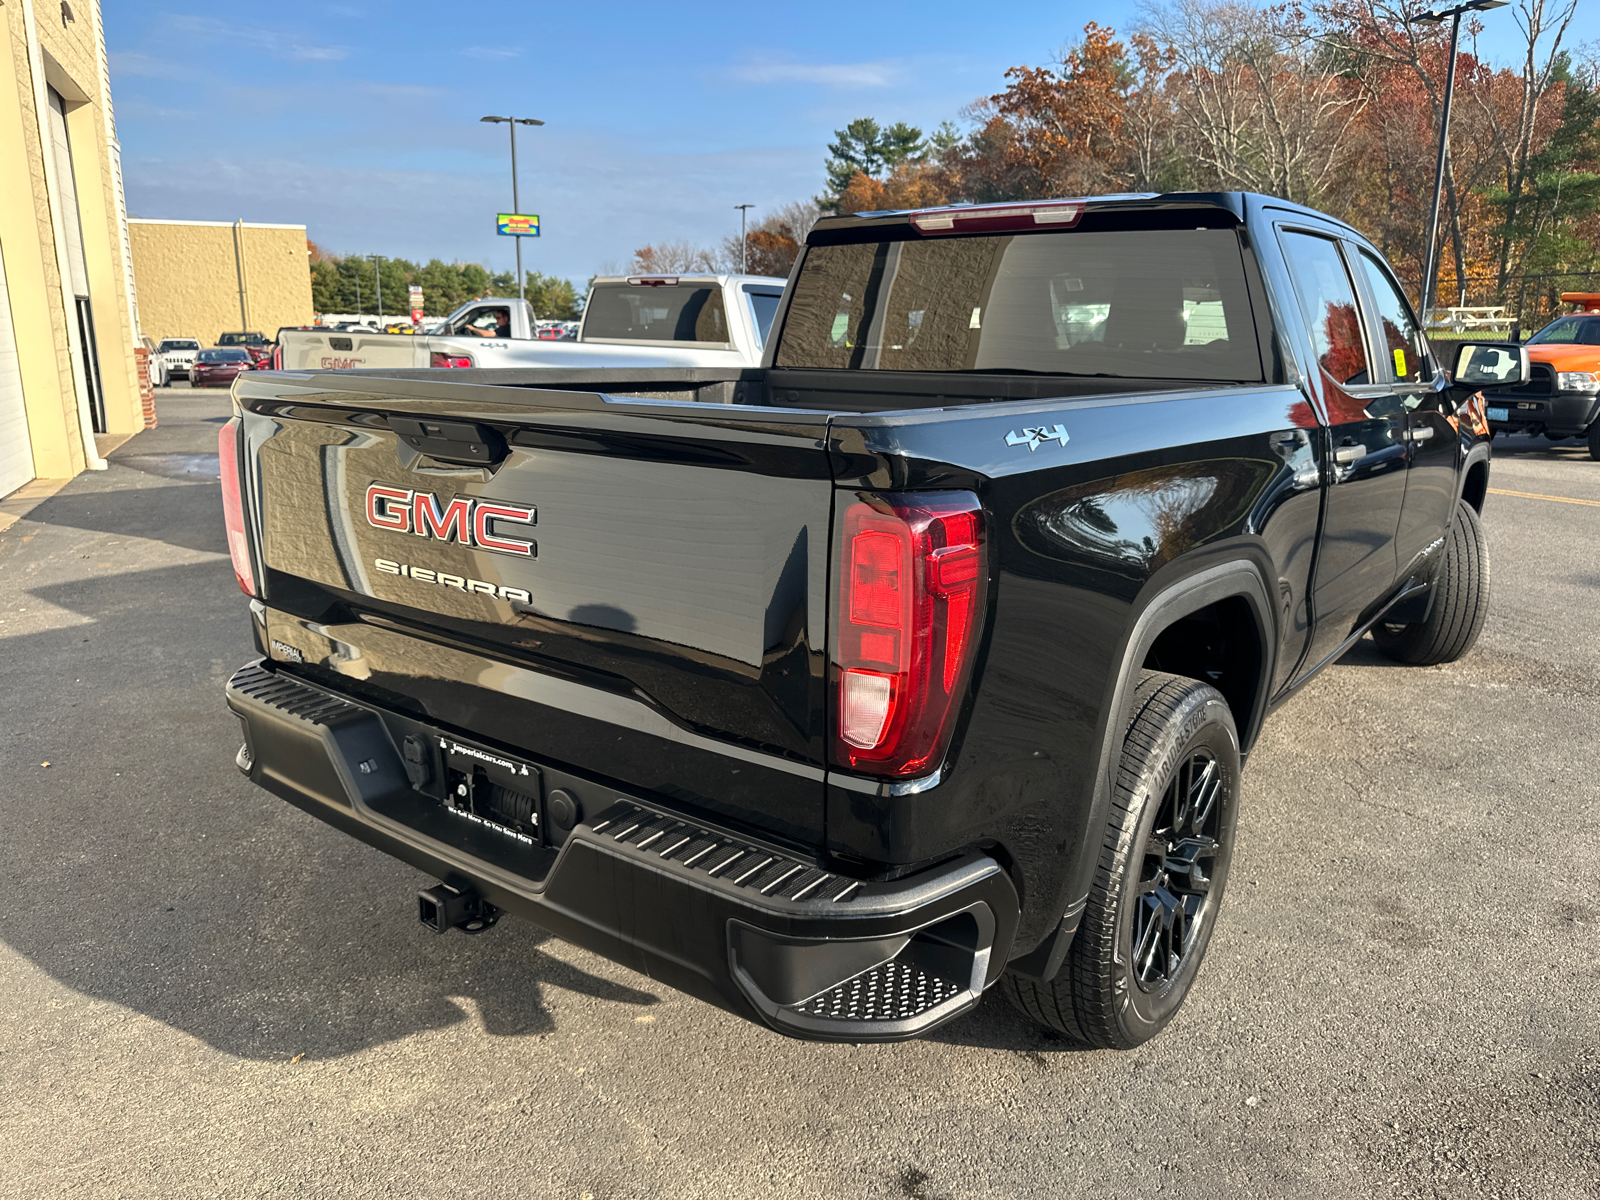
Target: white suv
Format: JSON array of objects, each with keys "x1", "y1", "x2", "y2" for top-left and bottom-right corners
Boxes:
[{"x1": 156, "y1": 338, "x2": 201, "y2": 381}]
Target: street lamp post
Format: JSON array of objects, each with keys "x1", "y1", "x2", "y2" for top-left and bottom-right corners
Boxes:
[
  {"x1": 367, "y1": 254, "x2": 383, "y2": 324},
  {"x1": 734, "y1": 203, "x2": 754, "y2": 274},
  {"x1": 481, "y1": 115, "x2": 546, "y2": 311},
  {"x1": 1414, "y1": 0, "x2": 1507, "y2": 321}
]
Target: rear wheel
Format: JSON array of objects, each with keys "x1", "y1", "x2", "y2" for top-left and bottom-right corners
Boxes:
[
  {"x1": 1371, "y1": 499, "x2": 1489, "y2": 665},
  {"x1": 1001, "y1": 671, "x2": 1240, "y2": 1049}
]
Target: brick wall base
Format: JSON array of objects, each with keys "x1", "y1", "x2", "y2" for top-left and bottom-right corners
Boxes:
[{"x1": 134, "y1": 347, "x2": 158, "y2": 429}]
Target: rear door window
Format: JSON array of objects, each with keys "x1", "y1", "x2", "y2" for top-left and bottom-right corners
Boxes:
[
  {"x1": 1278, "y1": 231, "x2": 1371, "y2": 386},
  {"x1": 744, "y1": 288, "x2": 782, "y2": 347}
]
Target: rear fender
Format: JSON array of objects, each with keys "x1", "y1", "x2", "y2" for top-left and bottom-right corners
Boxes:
[{"x1": 1017, "y1": 558, "x2": 1273, "y2": 981}]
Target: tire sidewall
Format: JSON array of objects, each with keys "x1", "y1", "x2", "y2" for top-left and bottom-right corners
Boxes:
[{"x1": 1108, "y1": 693, "x2": 1241, "y2": 1044}]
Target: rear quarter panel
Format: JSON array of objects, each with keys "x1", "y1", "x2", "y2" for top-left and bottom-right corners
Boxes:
[{"x1": 825, "y1": 384, "x2": 1322, "y2": 949}]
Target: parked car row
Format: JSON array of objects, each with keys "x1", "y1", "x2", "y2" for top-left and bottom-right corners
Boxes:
[{"x1": 153, "y1": 332, "x2": 275, "y2": 384}]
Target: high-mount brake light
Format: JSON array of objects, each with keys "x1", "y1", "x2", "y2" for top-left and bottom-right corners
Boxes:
[
  {"x1": 833, "y1": 492, "x2": 987, "y2": 778},
  {"x1": 430, "y1": 352, "x2": 473, "y2": 368},
  {"x1": 626, "y1": 276, "x2": 678, "y2": 287},
  {"x1": 217, "y1": 419, "x2": 256, "y2": 597},
  {"x1": 909, "y1": 202, "x2": 1084, "y2": 235}
]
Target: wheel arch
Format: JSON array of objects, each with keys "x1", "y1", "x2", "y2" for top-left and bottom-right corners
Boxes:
[
  {"x1": 1068, "y1": 559, "x2": 1274, "y2": 918},
  {"x1": 1460, "y1": 445, "x2": 1491, "y2": 513}
]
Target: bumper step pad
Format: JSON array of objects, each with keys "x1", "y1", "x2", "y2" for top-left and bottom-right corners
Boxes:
[{"x1": 790, "y1": 959, "x2": 963, "y2": 1022}]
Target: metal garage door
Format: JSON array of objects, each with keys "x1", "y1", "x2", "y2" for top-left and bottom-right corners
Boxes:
[{"x1": 0, "y1": 240, "x2": 34, "y2": 498}]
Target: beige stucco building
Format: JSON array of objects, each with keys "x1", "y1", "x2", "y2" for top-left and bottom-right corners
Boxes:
[
  {"x1": 0, "y1": 0, "x2": 147, "y2": 497},
  {"x1": 128, "y1": 219, "x2": 313, "y2": 347}
]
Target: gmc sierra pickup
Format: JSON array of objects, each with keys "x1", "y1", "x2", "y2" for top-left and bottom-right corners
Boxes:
[
  {"x1": 277, "y1": 275, "x2": 785, "y2": 373},
  {"x1": 221, "y1": 192, "x2": 1515, "y2": 1049}
]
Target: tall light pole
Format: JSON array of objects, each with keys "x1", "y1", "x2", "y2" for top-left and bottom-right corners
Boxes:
[
  {"x1": 481, "y1": 115, "x2": 545, "y2": 310},
  {"x1": 1414, "y1": 0, "x2": 1506, "y2": 321},
  {"x1": 367, "y1": 254, "x2": 384, "y2": 324},
  {"x1": 734, "y1": 203, "x2": 754, "y2": 274}
]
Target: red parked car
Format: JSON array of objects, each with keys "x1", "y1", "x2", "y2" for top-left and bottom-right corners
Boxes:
[
  {"x1": 190, "y1": 348, "x2": 254, "y2": 387},
  {"x1": 218, "y1": 331, "x2": 273, "y2": 366}
]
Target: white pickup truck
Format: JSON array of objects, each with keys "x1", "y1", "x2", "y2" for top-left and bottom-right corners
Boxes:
[{"x1": 278, "y1": 275, "x2": 785, "y2": 372}]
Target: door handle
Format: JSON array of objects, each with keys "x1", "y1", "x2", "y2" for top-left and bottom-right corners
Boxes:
[
  {"x1": 1333, "y1": 445, "x2": 1363, "y2": 464},
  {"x1": 1406, "y1": 426, "x2": 1435, "y2": 442}
]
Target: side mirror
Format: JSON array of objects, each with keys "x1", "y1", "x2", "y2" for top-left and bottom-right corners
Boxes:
[{"x1": 1451, "y1": 341, "x2": 1529, "y2": 388}]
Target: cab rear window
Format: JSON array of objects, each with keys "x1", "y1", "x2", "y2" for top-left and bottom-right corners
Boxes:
[
  {"x1": 773, "y1": 227, "x2": 1262, "y2": 381},
  {"x1": 583, "y1": 284, "x2": 730, "y2": 344}
]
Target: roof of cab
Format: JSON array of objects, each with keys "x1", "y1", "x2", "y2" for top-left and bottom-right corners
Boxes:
[{"x1": 809, "y1": 191, "x2": 1362, "y2": 243}]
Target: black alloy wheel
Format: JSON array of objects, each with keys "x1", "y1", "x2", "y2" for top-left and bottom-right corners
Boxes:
[
  {"x1": 1001, "y1": 670, "x2": 1241, "y2": 1049},
  {"x1": 1131, "y1": 749, "x2": 1223, "y2": 990}
]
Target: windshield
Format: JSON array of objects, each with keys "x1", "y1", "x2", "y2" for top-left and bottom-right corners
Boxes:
[
  {"x1": 217, "y1": 333, "x2": 265, "y2": 346},
  {"x1": 583, "y1": 284, "x2": 730, "y2": 343},
  {"x1": 198, "y1": 349, "x2": 250, "y2": 363},
  {"x1": 159, "y1": 340, "x2": 199, "y2": 351},
  {"x1": 1527, "y1": 316, "x2": 1600, "y2": 346},
  {"x1": 773, "y1": 227, "x2": 1262, "y2": 381}
]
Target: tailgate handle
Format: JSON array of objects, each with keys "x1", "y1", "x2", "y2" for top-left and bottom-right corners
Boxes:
[{"x1": 389, "y1": 417, "x2": 507, "y2": 466}]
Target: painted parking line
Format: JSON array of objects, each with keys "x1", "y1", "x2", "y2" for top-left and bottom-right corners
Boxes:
[{"x1": 1488, "y1": 487, "x2": 1600, "y2": 508}]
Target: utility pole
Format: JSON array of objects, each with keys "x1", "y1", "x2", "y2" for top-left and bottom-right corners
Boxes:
[
  {"x1": 734, "y1": 204, "x2": 754, "y2": 274},
  {"x1": 1414, "y1": 0, "x2": 1507, "y2": 320},
  {"x1": 481, "y1": 115, "x2": 546, "y2": 310}
]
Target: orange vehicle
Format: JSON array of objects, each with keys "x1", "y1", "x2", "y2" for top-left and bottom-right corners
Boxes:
[{"x1": 1484, "y1": 293, "x2": 1600, "y2": 459}]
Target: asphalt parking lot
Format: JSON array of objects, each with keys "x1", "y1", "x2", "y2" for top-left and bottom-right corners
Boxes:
[{"x1": 1, "y1": 390, "x2": 1595, "y2": 1199}]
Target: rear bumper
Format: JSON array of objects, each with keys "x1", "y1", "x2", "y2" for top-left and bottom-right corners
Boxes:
[
  {"x1": 1485, "y1": 390, "x2": 1600, "y2": 436},
  {"x1": 224, "y1": 661, "x2": 1018, "y2": 1041}
]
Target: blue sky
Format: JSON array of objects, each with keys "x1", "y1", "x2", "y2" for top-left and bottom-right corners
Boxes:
[{"x1": 106, "y1": 2, "x2": 1599, "y2": 285}]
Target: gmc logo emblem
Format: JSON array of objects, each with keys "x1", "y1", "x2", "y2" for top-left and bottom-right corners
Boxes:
[{"x1": 365, "y1": 484, "x2": 536, "y2": 557}]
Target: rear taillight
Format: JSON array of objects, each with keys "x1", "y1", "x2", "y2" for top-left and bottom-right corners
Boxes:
[
  {"x1": 217, "y1": 420, "x2": 256, "y2": 596},
  {"x1": 832, "y1": 492, "x2": 986, "y2": 777},
  {"x1": 430, "y1": 352, "x2": 473, "y2": 368}
]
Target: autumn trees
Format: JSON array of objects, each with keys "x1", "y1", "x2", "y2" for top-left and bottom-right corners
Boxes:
[
  {"x1": 820, "y1": 0, "x2": 1597, "y2": 322},
  {"x1": 631, "y1": 200, "x2": 821, "y2": 280}
]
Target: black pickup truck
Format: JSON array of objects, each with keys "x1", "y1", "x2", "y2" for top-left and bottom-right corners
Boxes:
[{"x1": 221, "y1": 192, "x2": 1514, "y2": 1049}]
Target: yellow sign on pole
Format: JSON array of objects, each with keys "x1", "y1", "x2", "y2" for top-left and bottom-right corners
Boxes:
[{"x1": 497, "y1": 213, "x2": 540, "y2": 237}]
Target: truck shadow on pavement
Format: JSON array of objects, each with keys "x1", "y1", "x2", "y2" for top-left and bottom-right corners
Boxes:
[
  {"x1": 14, "y1": 479, "x2": 229, "y2": 557},
  {"x1": 0, "y1": 555, "x2": 658, "y2": 1063}
]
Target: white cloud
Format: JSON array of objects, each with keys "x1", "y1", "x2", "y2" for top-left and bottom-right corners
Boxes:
[
  {"x1": 462, "y1": 46, "x2": 523, "y2": 60},
  {"x1": 731, "y1": 57, "x2": 901, "y2": 89},
  {"x1": 109, "y1": 51, "x2": 192, "y2": 80},
  {"x1": 359, "y1": 82, "x2": 447, "y2": 102},
  {"x1": 165, "y1": 15, "x2": 348, "y2": 63}
]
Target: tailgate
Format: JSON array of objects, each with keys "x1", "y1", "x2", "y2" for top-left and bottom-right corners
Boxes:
[
  {"x1": 235, "y1": 371, "x2": 834, "y2": 843},
  {"x1": 279, "y1": 330, "x2": 423, "y2": 371}
]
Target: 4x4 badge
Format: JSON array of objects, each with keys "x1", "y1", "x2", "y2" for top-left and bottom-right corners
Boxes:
[{"x1": 1004, "y1": 424, "x2": 1070, "y2": 451}]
